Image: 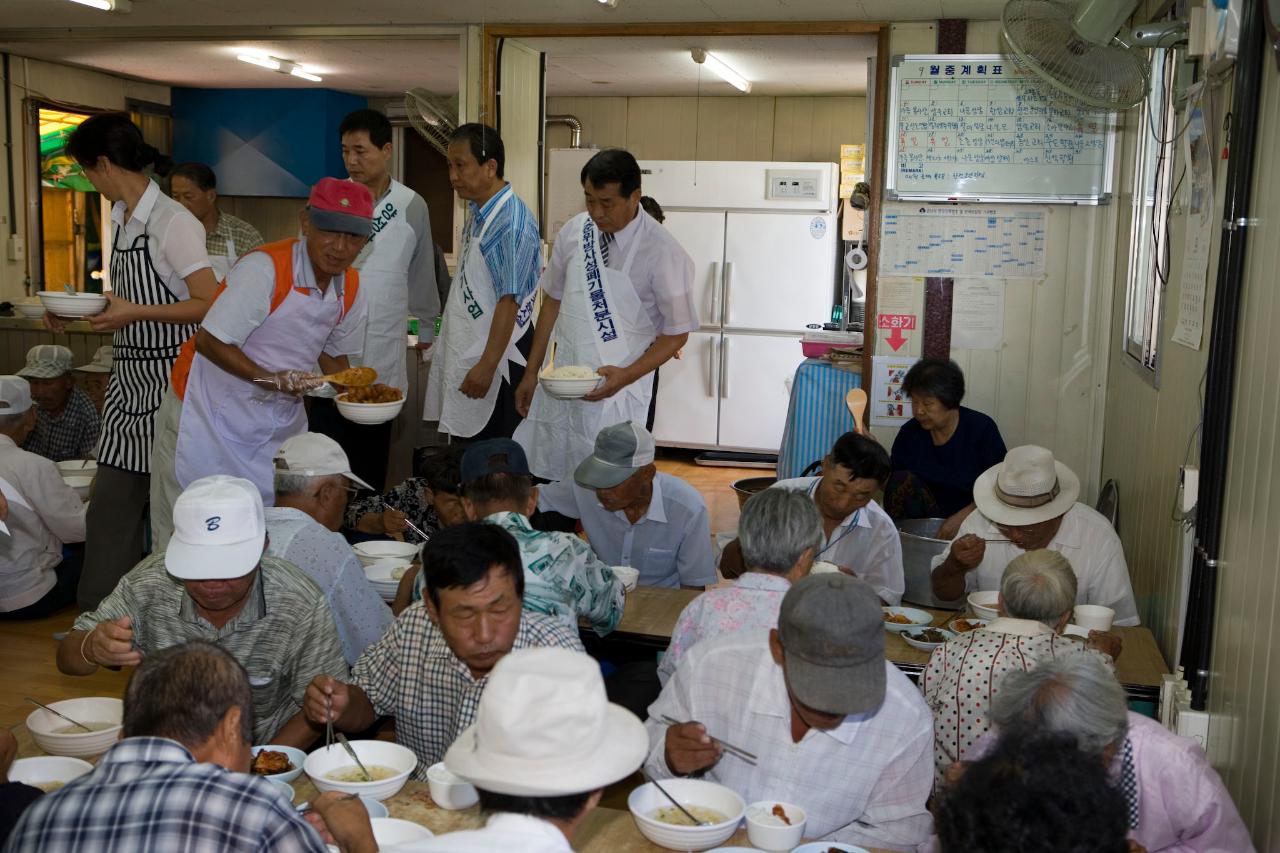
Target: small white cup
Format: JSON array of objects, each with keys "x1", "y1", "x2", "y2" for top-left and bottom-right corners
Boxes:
[
  {"x1": 745, "y1": 801, "x2": 806, "y2": 851},
  {"x1": 427, "y1": 762, "x2": 479, "y2": 810},
  {"x1": 1073, "y1": 604, "x2": 1115, "y2": 632}
]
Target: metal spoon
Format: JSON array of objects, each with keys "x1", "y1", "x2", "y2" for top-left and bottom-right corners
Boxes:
[
  {"x1": 61, "y1": 283, "x2": 75, "y2": 295},
  {"x1": 335, "y1": 732, "x2": 372, "y2": 782},
  {"x1": 26, "y1": 698, "x2": 91, "y2": 732},
  {"x1": 646, "y1": 774, "x2": 708, "y2": 827}
]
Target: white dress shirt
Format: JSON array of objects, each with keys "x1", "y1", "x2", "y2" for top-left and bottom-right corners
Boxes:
[
  {"x1": 537, "y1": 473, "x2": 716, "y2": 588},
  {"x1": 109, "y1": 180, "x2": 210, "y2": 298},
  {"x1": 542, "y1": 208, "x2": 699, "y2": 336},
  {"x1": 772, "y1": 477, "x2": 905, "y2": 605},
  {"x1": 264, "y1": 506, "x2": 392, "y2": 665},
  {"x1": 389, "y1": 813, "x2": 573, "y2": 852},
  {"x1": 930, "y1": 503, "x2": 1140, "y2": 626},
  {"x1": 201, "y1": 239, "x2": 368, "y2": 357},
  {"x1": 0, "y1": 435, "x2": 87, "y2": 611},
  {"x1": 645, "y1": 632, "x2": 934, "y2": 851}
]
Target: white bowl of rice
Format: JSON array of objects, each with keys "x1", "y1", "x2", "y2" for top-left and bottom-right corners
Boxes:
[
  {"x1": 540, "y1": 365, "x2": 602, "y2": 399},
  {"x1": 304, "y1": 741, "x2": 416, "y2": 801}
]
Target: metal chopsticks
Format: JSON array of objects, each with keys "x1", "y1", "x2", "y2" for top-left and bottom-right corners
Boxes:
[{"x1": 659, "y1": 715, "x2": 758, "y2": 764}]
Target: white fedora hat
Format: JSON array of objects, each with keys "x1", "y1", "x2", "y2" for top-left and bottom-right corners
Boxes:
[
  {"x1": 444, "y1": 647, "x2": 648, "y2": 797},
  {"x1": 973, "y1": 445, "x2": 1080, "y2": 526}
]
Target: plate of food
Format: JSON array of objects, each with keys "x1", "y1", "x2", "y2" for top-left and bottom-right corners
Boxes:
[
  {"x1": 539, "y1": 365, "x2": 602, "y2": 398},
  {"x1": 948, "y1": 617, "x2": 991, "y2": 634},
  {"x1": 902, "y1": 626, "x2": 956, "y2": 651},
  {"x1": 882, "y1": 606, "x2": 933, "y2": 633},
  {"x1": 251, "y1": 745, "x2": 306, "y2": 783},
  {"x1": 336, "y1": 384, "x2": 405, "y2": 424}
]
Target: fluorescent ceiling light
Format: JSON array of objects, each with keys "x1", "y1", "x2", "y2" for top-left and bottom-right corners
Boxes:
[
  {"x1": 289, "y1": 66, "x2": 323, "y2": 82},
  {"x1": 597, "y1": 0, "x2": 619, "y2": 6},
  {"x1": 237, "y1": 53, "x2": 281, "y2": 71},
  {"x1": 67, "y1": 0, "x2": 131, "y2": 9},
  {"x1": 691, "y1": 48, "x2": 752, "y2": 93}
]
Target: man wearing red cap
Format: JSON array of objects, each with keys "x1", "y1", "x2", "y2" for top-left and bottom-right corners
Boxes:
[{"x1": 149, "y1": 178, "x2": 373, "y2": 548}]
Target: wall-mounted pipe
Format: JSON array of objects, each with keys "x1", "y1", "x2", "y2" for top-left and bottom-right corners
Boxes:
[
  {"x1": 1180, "y1": 0, "x2": 1266, "y2": 710},
  {"x1": 545, "y1": 114, "x2": 581, "y2": 148}
]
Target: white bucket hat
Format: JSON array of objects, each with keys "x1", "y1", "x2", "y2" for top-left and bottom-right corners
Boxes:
[
  {"x1": 973, "y1": 445, "x2": 1080, "y2": 527},
  {"x1": 444, "y1": 647, "x2": 648, "y2": 797},
  {"x1": 165, "y1": 475, "x2": 266, "y2": 581}
]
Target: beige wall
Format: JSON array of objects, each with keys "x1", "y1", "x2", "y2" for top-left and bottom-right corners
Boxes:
[
  {"x1": 545, "y1": 94, "x2": 866, "y2": 163},
  {"x1": 499, "y1": 40, "x2": 544, "y2": 222},
  {"x1": 1100, "y1": 43, "x2": 1280, "y2": 849},
  {"x1": 0, "y1": 56, "x2": 170, "y2": 300}
]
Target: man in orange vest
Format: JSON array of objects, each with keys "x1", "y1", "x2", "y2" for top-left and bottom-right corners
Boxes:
[{"x1": 149, "y1": 177, "x2": 373, "y2": 549}]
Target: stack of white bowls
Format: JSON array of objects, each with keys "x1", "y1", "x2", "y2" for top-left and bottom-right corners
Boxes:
[{"x1": 354, "y1": 541, "x2": 419, "y2": 603}]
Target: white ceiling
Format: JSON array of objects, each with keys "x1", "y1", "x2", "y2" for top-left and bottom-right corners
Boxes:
[
  {"x1": 0, "y1": 0, "x2": 1007, "y2": 29},
  {"x1": 529, "y1": 35, "x2": 876, "y2": 97}
]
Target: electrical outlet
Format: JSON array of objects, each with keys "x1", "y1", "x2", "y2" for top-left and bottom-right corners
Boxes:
[
  {"x1": 1175, "y1": 701, "x2": 1210, "y2": 747},
  {"x1": 5, "y1": 235, "x2": 23, "y2": 262}
]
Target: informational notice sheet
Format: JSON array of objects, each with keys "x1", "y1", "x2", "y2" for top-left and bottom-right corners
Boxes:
[
  {"x1": 880, "y1": 204, "x2": 1048, "y2": 279},
  {"x1": 870, "y1": 355, "x2": 920, "y2": 427},
  {"x1": 951, "y1": 279, "x2": 1005, "y2": 350},
  {"x1": 1172, "y1": 86, "x2": 1213, "y2": 351}
]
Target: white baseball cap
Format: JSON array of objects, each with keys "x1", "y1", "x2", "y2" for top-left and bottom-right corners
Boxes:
[
  {"x1": 75, "y1": 346, "x2": 114, "y2": 374},
  {"x1": 17, "y1": 345, "x2": 73, "y2": 380},
  {"x1": 444, "y1": 647, "x2": 648, "y2": 796},
  {"x1": 0, "y1": 376, "x2": 32, "y2": 415},
  {"x1": 272, "y1": 432, "x2": 373, "y2": 491},
  {"x1": 165, "y1": 475, "x2": 266, "y2": 581}
]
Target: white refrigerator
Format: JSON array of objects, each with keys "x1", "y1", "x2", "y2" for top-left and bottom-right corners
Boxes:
[{"x1": 639, "y1": 160, "x2": 840, "y2": 453}]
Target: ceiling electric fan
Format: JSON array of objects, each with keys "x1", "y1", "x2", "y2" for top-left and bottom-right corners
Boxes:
[
  {"x1": 403, "y1": 88, "x2": 459, "y2": 156},
  {"x1": 1002, "y1": 0, "x2": 1188, "y2": 110}
]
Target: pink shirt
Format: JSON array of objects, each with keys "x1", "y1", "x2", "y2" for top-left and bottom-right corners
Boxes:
[
  {"x1": 921, "y1": 617, "x2": 1112, "y2": 782},
  {"x1": 657, "y1": 572, "x2": 790, "y2": 685}
]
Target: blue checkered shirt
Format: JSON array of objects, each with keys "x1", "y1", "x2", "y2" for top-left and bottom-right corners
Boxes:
[
  {"x1": 468, "y1": 183, "x2": 542, "y2": 300},
  {"x1": 4, "y1": 737, "x2": 327, "y2": 852}
]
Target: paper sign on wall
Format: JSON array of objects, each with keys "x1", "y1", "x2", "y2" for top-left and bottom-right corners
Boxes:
[
  {"x1": 871, "y1": 355, "x2": 920, "y2": 427},
  {"x1": 951, "y1": 279, "x2": 1005, "y2": 350},
  {"x1": 880, "y1": 204, "x2": 1048, "y2": 279},
  {"x1": 1172, "y1": 86, "x2": 1213, "y2": 351},
  {"x1": 876, "y1": 277, "x2": 922, "y2": 354}
]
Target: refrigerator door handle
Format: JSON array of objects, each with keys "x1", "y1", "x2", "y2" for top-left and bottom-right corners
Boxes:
[
  {"x1": 707, "y1": 261, "x2": 720, "y2": 324},
  {"x1": 722, "y1": 262, "x2": 734, "y2": 326},
  {"x1": 720, "y1": 336, "x2": 730, "y2": 399},
  {"x1": 706, "y1": 337, "x2": 717, "y2": 397}
]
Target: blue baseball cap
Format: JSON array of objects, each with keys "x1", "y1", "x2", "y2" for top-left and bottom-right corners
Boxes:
[{"x1": 459, "y1": 439, "x2": 531, "y2": 487}]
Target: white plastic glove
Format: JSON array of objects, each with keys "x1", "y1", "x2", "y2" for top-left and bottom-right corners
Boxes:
[{"x1": 261, "y1": 369, "x2": 325, "y2": 396}]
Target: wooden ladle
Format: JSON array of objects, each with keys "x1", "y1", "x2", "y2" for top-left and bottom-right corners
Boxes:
[
  {"x1": 319, "y1": 366, "x2": 377, "y2": 387},
  {"x1": 846, "y1": 387, "x2": 868, "y2": 434}
]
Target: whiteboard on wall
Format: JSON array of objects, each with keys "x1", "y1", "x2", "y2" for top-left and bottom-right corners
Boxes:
[{"x1": 886, "y1": 54, "x2": 1116, "y2": 204}]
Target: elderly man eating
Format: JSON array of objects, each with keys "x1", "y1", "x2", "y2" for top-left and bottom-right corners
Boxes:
[
  {"x1": 56, "y1": 475, "x2": 347, "y2": 747},
  {"x1": 9, "y1": 640, "x2": 362, "y2": 852},
  {"x1": 978, "y1": 656, "x2": 1253, "y2": 853},
  {"x1": 304, "y1": 522, "x2": 584, "y2": 778},
  {"x1": 268, "y1": 432, "x2": 391, "y2": 665},
  {"x1": 17, "y1": 345, "x2": 100, "y2": 463},
  {"x1": 930, "y1": 445, "x2": 1140, "y2": 625},
  {"x1": 658, "y1": 488, "x2": 820, "y2": 685},
  {"x1": 647, "y1": 574, "x2": 933, "y2": 851},
  {"x1": 921, "y1": 549, "x2": 1115, "y2": 781},
  {"x1": 537, "y1": 421, "x2": 715, "y2": 589}
]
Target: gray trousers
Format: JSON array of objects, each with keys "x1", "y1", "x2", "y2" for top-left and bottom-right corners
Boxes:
[
  {"x1": 78, "y1": 464, "x2": 149, "y2": 612},
  {"x1": 148, "y1": 389, "x2": 183, "y2": 553}
]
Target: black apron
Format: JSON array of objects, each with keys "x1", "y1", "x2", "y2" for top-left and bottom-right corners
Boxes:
[{"x1": 97, "y1": 226, "x2": 197, "y2": 474}]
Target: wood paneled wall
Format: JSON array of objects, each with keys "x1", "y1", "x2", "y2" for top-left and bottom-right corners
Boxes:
[
  {"x1": 1099, "y1": 11, "x2": 1280, "y2": 849},
  {"x1": 545, "y1": 94, "x2": 866, "y2": 163}
]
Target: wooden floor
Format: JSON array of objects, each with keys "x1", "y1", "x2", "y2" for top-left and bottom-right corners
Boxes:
[{"x1": 0, "y1": 450, "x2": 762, "y2": 730}]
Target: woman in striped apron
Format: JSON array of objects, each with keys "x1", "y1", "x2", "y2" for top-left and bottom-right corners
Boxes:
[{"x1": 55, "y1": 113, "x2": 216, "y2": 610}]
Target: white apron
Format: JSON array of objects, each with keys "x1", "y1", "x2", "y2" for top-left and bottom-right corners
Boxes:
[
  {"x1": 352, "y1": 180, "x2": 416, "y2": 394},
  {"x1": 514, "y1": 212, "x2": 656, "y2": 481},
  {"x1": 423, "y1": 189, "x2": 535, "y2": 437},
  {"x1": 209, "y1": 235, "x2": 237, "y2": 283},
  {"x1": 174, "y1": 259, "x2": 352, "y2": 503}
]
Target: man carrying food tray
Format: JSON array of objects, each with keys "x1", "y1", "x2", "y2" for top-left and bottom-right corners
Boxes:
[
  {"x1": 513, "y1": 148, "x2": 698, "y2": 481},
  {"x1": 148, "y1": 178, "x2": 372, "y2": 548}
]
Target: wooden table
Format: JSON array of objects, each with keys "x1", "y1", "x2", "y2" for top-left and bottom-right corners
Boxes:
[{"x1": 589, "y1": 587, "x2": 1168, "y2": 702}]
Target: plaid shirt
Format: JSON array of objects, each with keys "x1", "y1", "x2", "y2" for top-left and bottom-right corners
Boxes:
[
  {"x1": 208, "y1": 211, "x2": 264, "y2": 259},
  {"x1": 5, "y1": 737, "x2": 326, "y2": 852},
  {"x1": 352, "y1": 603, "x2": 584, "y2": 780},
  {"x1": 22, "y1": 386, "x2": 99, "y2": 462},
  {"x1": 73, "y1": 554, "x2": 349, "y2": 743}
]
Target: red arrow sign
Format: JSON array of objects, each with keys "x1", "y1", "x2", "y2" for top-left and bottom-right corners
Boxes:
[{"x1": 886, "y1": 326, "x2": 907, "y2": 351}]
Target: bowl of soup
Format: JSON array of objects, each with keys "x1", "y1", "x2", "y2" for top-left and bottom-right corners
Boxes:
[
  {"x1": 304, "y1": 740, "x2": 416, "y2": 801},
  {"x1": 26, "y1": 697, "x2": 122, "y2": 758},
  {"x1": 628, "y1": 778, "x2": 745, "y2": 850},
  {"x1": 9, "y1": 756, "x2": 94, "y2": 792}
]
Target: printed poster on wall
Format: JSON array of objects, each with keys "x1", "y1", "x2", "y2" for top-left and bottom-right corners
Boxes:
[
  {"x1": 1172, "y1": 85, "x2": 1213, "y2": 351},
  {"x1": 951, "y1": 279, "x2": 1005, "y2": 350},
  {"x1": 870, "y1": 355, "x2": 920, "y2": 427}
]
